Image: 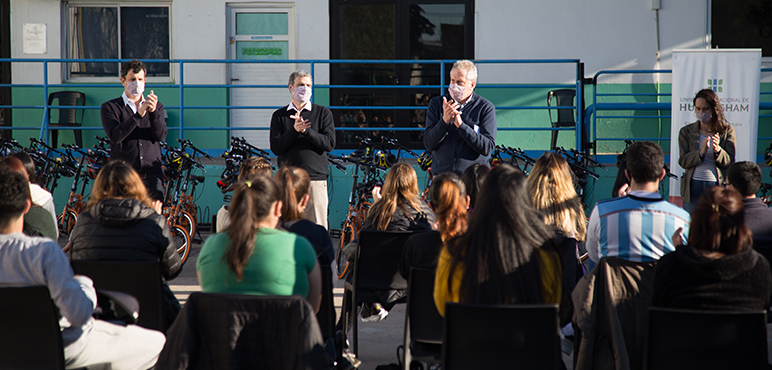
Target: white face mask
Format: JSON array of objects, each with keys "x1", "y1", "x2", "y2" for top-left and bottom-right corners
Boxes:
[
  {"x1": 448, "y1": 83, "x2": 467, "y2": 102},
  {"x1": 292, "y1": 85, "x2": 312, "y2": 104},
  {"x1": 126, "y1": 80, "x2": 145, "y2": 97}
]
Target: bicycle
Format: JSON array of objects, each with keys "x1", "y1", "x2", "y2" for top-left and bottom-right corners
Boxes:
[
  {"x1": 57, "y1": 143, "x2": 105, "y2": 251},
  {"x1": 332, "y1": 137, "x2": 391, "y2": 279}
]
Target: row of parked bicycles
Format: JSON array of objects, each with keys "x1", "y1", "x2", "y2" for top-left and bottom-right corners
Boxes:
[{"x1": 0, "y1": 135, "x2": 212, "y2": 264}]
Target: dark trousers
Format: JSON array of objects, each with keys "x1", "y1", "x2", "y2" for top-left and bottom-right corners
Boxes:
[{"x1": 142, "y1": 176, "x2": 165, "y2": 202}]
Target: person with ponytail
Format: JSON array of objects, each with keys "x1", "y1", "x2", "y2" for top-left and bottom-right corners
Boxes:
[
  {"x1": 652, "y1": 187, "x2": 771, "y2": 311},
  {"x1": 197, "y1": 174, "x2": 321, "y2": 313},
  {"x1": 678, "y1": 88, "x2": 736, "y2": 213},
  {"x1": 274, "y1": 166, "x2": 334, "y2": 265},
  {"x1": 216, "y1": 156, "x2": 273, "y2": 233},
  {"x1": 398, "y1": 172, "x2": 468, "y2": 279},
  {"x1": 433, "y1": 164, "x2": 562, "y2": 317}
]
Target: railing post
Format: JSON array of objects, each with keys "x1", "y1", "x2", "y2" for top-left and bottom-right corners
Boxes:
[
  {"x1": 440, "y1": 61, "x2": 445, "y2": 96},
  {"x1": 179, "y1": 60, "x2": 184, "y2": 142},
  {"x1": 310, "y1": 61, "x2": 315, "y2": 104},
  {"x1": 576, "y1": 62, "x2": 583, "y2": 152},
  {"x1": 42, "y1": 61, "x2": 49, "y2": 144}
]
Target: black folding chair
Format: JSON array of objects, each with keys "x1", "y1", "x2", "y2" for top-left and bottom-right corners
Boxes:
[
  {"x1": 0, "y1": 286, "x2": 65, "y2": 369},
  {"x1": 547, "y1": 89, "x2": 576, "y2": 150},
  {"x1": 442, "y1": 303, "x2": 562, "y2": 370},
  {"x1": 342, "y1": 230, "x2": 421, "y2": 356},
  {"x1": 643, "y1": 307, "x2": 767, "y2": 370},
  {"x1": 403, "y1": 267, "x2": 443, "y2": 370},
  {"x1": 71, "y1": 261, "x2": 164, "y2": 331},
  {"x1": 48, "y1": 91, "x2": 86, "y2": 148}
]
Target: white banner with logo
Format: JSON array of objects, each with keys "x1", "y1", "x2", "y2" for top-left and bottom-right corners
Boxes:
[{"x1": 669, "y1": 49, "x2": 761, "y2": 205}]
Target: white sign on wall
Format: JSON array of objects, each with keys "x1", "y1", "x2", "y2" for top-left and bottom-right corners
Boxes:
[
  {"x1": 22, "y1": 23, "x2": 46, "y2": 54},
  {"x1": 669, "y1": 49, "x2": 761, "y2": 205}
]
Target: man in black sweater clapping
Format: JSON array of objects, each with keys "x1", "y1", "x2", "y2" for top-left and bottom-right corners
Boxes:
[{"x1": 270, "y1": 70, "x2": 336, "y2": 229}]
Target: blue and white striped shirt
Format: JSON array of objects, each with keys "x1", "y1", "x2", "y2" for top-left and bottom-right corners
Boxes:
[{"x1": 586, "y1": 191, "x2": 690, "y2": 270}]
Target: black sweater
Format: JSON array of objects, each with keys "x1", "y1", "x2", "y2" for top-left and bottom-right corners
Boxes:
[
  {"x1": 269, "y1": 103, "x2": 336, "y2": 180},
  {"x1": 651, "y1": 244, "x2": 772, "y2": 311}
]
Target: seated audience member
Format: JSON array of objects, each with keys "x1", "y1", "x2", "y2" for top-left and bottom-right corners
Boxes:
[
  {"x1": 586, "y1": 141, "x2": 691, "y2": 270},
  {"x1": 68, "y1": 160, "x2": 183, "y2": 330},
  {"x1": 433, "y1": 164, "x2": 562, "y2": 316},
  {"x1": 652, "y1": 186, "x2": 771, "y2": 311},
  {"x1": 9, "y1": 152, "x2": 58, "y2": 236},
  {"x1": 364, "y1": 162, "x2": 435, "y2": 232},
  {"x1": 726, "y1": 161, "x2": 772, "y2": 245},
  {"x1": 527, "y1": 152, "x2": 587, "y2": 327},
  {"x1": 460, "y1": 163, "x2": 489, "y2": 210},
  {"x1": 274, "y1": 166, "x2": 335, "y2": 265},
  {"x1": 354, "y1": 162, "x2": 435, "y2": 322},
  {"x1": 197, "y1": 174, "x2": 321, "y2": 313},
  {"x1": 528, "y1": 152, "x2": 586, "y2": 243},
  {"x1": 0, "y1": 156, "x2": 57, "y2": 239},
  {"x1": 398, "y1": 172, "x2": 468, "y2": 279},
  {"x1": 0, "y1": 166, "x2": 165, "y2": 369},
  {"x1": 216, "y1": 156, "x2": 273, "y2": 233}
]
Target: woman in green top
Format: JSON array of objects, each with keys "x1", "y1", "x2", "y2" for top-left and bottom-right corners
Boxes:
[{"x1": 197, "y1": 174, "x2": 321, "y2": 312}]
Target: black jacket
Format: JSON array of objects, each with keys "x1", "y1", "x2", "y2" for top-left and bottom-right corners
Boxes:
[
  {"x1": 269, "y1": 103, "x2": 336, "y2": 181},
  {"x1": 68, "y1": 198, "x2": 182, "y2": 280}
]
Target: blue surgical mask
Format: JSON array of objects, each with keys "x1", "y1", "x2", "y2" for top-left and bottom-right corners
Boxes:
[{"x1": 695, "y1": 111, "x2": 711, "y2": 123}]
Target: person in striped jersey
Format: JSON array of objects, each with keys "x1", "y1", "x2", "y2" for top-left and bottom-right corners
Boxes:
[{"x1": 586, "y1": 141, "x2": 691, "y2": 270}]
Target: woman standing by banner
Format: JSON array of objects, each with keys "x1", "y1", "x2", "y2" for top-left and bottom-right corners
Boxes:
[{"x1": 678, "y1": 88, "x2": 736, "y2": 213}]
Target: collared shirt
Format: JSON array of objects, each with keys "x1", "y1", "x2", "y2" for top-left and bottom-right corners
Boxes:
[
  {"x1": 121, "y1": 91, "x2": 146, "y2": 115},
  {"x1": 287, "y1": 100, "x2": 313, "y2": 113}
]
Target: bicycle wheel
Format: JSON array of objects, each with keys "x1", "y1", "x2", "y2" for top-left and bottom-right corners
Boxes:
[
  {"x1": 171, "y1": 224, "x2": 192, "y2": 265},
  {"x1": 180, "y1": 210, "x2": 196, "y2": 238},
  {"x1": 57, "y1": 210, "x2": 78, "y2": 252},
  {"x1": 336, "y1": 221, "x2": 356, "y2": 279}
]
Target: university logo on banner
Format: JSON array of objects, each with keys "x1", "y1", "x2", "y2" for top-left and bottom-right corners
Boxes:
[{"x1": 669, "y1": 49, "x2": 761, "y2": 206}]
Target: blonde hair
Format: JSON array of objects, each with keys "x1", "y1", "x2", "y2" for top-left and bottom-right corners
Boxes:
[
  {"x1": 367, "y1": 163, "x2": 423, "y2": 231},
  {"x1": 87, "y1": 160, "x2": 153, "y2": 210},
  {"x1": 527, "y1": 152, "x2": 586, "y2": 241}
]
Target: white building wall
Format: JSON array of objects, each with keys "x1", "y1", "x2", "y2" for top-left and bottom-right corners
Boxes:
[
  {"x1": 475, "y1": 0, "x2": 707, "y2": 84},
  {"x1": 10, "y1": 0, "x2": 62, "y2": 84},
  {"x1": 13, "y1": 0, "x2": 756, "y2": 85}
]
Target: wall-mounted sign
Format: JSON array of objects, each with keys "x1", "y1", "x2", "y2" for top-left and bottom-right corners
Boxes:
[
  {"x1": 23, "y1": 23, "x2": 46, "y2": 54},
  {"x1": 236, "y1": 41, "x2": 288, "y2": 60}
]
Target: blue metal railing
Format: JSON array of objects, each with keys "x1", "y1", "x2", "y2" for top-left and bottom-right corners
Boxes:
[
  {"x1": 588, "y1": 68, "x2": 772, "y2": 153},
  {"x1": 0, "y1": 58, "x2": 584, "y2": 151}
]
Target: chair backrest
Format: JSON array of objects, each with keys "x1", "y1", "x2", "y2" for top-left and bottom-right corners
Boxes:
[
  {"x1": 157, "y1": 292, "x2": 328, "y2": 370},
  {"x1": 644, "y1": 307, "x2": 767, "y2": 370},
  {"x1": 442, "y1": 303, "x2": 562, "y2": 370},
  {"x1": 48, "y1": 91, "x2": 86, "y2": 126},
  {"x1": 316, "y1": 263, "x2": 336, "y2": 341},
  {"x1": 0, "y1": 286, "x2": 65, "y2": 370},
  {"x1": 407, "y1": 267, "x2": 444, "y2": 344},
  {"x1": 547, "y1": 89, "x2": 576, "y2": 125},
  {"x1": 354, "y1": 230, "x2": 418, "y2": 291},
  {"x1": 70, "y1": 260, "x2": 163, "y2": 331}
]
